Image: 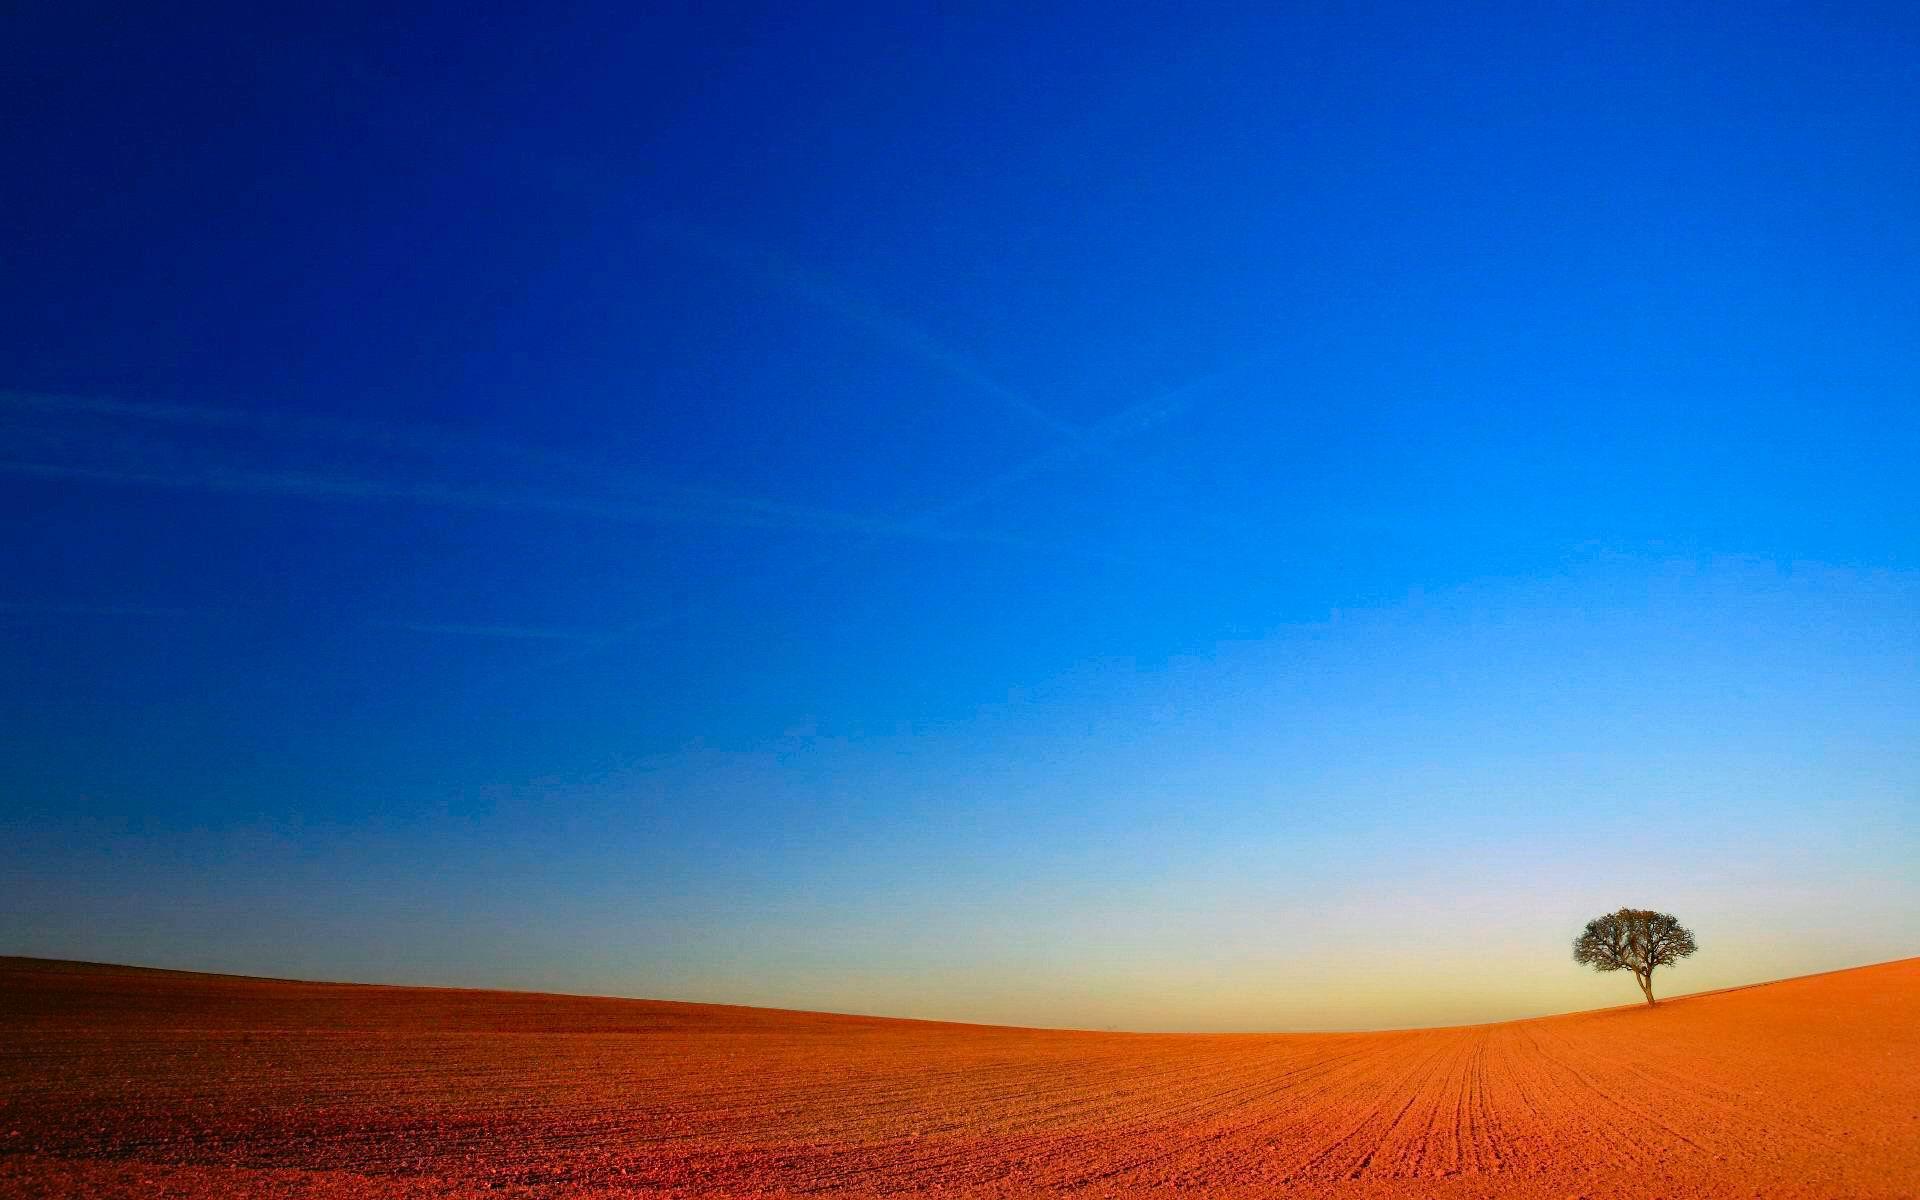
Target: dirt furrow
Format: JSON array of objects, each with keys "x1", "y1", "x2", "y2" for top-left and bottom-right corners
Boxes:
[{"x1": 3, "y1": 956, "x2": 1915, "y2": 1199}]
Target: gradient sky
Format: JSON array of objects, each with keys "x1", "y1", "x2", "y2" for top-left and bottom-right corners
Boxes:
[{"x1": 3, "y1": 3, "x2": 1916, "y2": 1031}]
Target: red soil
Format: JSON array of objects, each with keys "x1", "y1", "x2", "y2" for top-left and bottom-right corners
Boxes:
[{"x1": 2, "y1": 956, "x2": 1915, "y2": 1198}]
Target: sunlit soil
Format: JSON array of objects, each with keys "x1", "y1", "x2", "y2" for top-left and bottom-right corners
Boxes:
[{"x1": 2, "y1": 955, "x2": 1915, "y2": 1198}]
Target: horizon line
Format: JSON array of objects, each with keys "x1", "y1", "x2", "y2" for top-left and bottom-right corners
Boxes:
[{"x1": 5, "y1": 952, "x2": 1912, "y2": 1039}]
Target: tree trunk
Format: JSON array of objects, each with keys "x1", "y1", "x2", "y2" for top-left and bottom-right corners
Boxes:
[{"x1": 1638, "y1": 972, "x2": 1656, "y2": 1006}]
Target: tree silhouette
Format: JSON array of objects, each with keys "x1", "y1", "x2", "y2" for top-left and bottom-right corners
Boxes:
[{"x1": 1573, "y1": 908, "x2": 1697, "y2": 1005}]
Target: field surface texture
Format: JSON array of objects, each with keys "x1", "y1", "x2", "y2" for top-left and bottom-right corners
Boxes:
[{"x1": 2, "y1": 956, "x2": 1915, "y2": 1199}]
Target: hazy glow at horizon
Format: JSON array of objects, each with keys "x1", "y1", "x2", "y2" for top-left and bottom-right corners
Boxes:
[{"x1": 8, "y1": 555, "x2": 1913, "y2": 1031}]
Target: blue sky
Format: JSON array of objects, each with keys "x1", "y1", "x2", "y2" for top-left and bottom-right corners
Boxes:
[{"x1": 2, "y1": 3, "x2": 1916, "y2": 1028}]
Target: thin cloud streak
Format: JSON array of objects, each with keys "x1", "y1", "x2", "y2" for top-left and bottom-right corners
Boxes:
[
  {"x1": 907, "y1": 366, "x2": 1238, "y2": 529},
  {"x1": 629, "y1": 227, "x2": 1273, "y2": 543},
  {"x1": 0, "y1": 456, "x2": 1136, "y2": 563},
  {"x1": 4, "y1": 333, "x2": 1218, "y2": 673},
  {"x1": 2, "y1": 388, "x2": 692, "y2": 491},
  {"x1": 675, "y1": 365, "x2": 1244, "y2": 684},
  {"x1": 6, "y1": 389, "x2": 1148, "y2": 556},
  {"x1": 642, "y1": 221, "x2": 1080, "y2": 440},
  {"x1": 5, "y1": 389, "x2": 914, "y2": 533}
]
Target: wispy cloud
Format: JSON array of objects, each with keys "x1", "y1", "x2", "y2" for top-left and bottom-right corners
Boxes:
[
  {"x1": 1, "y1": 388, "x2": 682, "y2": 491},
  {"x1": 626, "y1": 228, "x2": 1259, "y2": 538},
  {"x1": 4, "y1": 320, "x2": 1244, "y2": 669},
  {"x1": 3, "y1": 385, "x2": 1167, "y2": 672},
  {"x1": 2, "y1": 385, "x2": 1156, "y2": 564},
  {"x1": 642, "y1": 221, "x2": 1080, "y2": 440},
  {"x1": 0, "y1": 455, "x2": 1128, "y2": 561},
  {"x1": 908, "y1": 365, "x2": 1237, "y2": 528}
]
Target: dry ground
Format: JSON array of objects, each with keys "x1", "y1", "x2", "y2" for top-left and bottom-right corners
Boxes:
[{"x1": 1, "y1": 955, "x2": 1915, "y2": 1198}]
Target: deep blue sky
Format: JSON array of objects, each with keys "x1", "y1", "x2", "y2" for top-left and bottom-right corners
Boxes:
[{"x1": 3, "y1": 3, "x2": 1916, "y2": 1028}]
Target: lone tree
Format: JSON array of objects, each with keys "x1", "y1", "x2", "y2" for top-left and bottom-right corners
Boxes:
[{"x1": 1573, "y1": 908, "x2": 1697, "y2": 1006}]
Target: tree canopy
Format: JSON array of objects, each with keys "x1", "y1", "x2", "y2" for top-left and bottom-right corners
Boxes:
[{"x1": 1573, "y1": 908, "x2": 1697, "y2": 1005}]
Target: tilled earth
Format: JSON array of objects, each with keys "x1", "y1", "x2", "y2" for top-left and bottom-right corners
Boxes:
[{"x1": 2, "y1": 956, "x2": 1915, "y2": 1198}]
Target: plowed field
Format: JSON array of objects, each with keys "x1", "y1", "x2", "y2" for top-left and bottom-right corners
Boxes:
[{"x1": 2, "y1": 956, "x2": 1915, "y2": 1198}]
